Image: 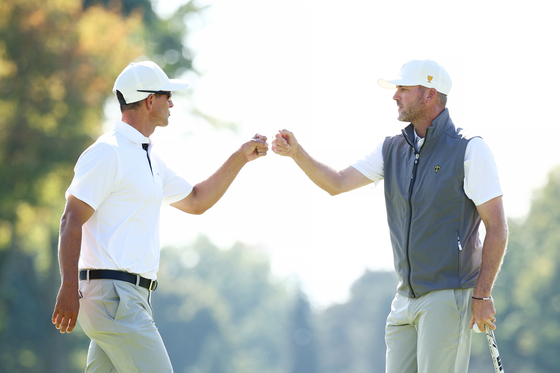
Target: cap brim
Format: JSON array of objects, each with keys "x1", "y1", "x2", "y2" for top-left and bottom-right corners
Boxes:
[
  {"x1": 161, "y1": 79, "x2": 190, "y2": 91},
  {"x1": 378, "y1": 77, "x2": 418, "y2": 89}
]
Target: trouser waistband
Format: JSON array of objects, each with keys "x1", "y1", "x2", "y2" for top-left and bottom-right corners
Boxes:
[{"x1": 79, "y1": 269, "x2": 158, "y2": 291}]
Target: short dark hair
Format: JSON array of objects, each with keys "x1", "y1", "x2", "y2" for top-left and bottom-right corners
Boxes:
[
  {"x1": 116, "y1": 90, "x2": 143, "y2": 113},
  {"x1": 437, "y1": 92, "x2": 447, "y2": 107},
  {"x1": 418, "y1": 86, "x2": 447, "y2": 108}
]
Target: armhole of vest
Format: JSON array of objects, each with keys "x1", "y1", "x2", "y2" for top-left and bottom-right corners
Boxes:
[{"x1": 381, "y1": 136, "x2": 391, "y2": 160}]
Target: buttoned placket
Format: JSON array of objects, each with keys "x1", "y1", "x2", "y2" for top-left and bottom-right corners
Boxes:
[{"x1": 142, "y1": 143, "x2": 153, "y2": 175}]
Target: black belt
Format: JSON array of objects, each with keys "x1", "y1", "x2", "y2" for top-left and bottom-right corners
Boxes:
[{"x1": 79, "y1": 269, "x2": 158, "y2": 291}]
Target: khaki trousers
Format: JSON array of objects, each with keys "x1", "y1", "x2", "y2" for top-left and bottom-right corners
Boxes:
[
  {"x1": 78, "y1": 279, "x2": 173, "y2": 373},
  {"x1": 385, "y1": 288, "x2": 473, "y2": 373}
]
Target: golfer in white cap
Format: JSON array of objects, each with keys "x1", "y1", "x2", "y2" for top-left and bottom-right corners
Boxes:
[
  {"x1": 52, "y1": 61, "x2": 268, "y2": 372},
  {"x1": 272, "y1": 59, "x2": 508, "y2": 373}
]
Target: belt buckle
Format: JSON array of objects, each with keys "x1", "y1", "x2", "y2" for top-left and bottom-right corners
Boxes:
[{"x1": 149, "y1": 279, "x2": 158, "y2": 291}]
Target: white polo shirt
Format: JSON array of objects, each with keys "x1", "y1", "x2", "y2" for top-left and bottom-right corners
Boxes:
[
  {"x1": 67, "y1": 121, "x2": 193, "y2": 279},
  {"x1": 352, "y1": 135, "x2": 502, "y2": 206}
]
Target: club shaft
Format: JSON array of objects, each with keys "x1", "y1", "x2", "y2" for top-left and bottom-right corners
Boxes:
[{"x1": 485, "y1": 326, "x2": 504, "y2": 372}]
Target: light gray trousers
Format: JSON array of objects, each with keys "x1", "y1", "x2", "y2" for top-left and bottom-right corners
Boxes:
[
  {"x1": 385, "y1": 288, "x2": 473, "y2": 373},
  {"x1": 78, "y1": 279, "x2": 173, "y2": 373}
]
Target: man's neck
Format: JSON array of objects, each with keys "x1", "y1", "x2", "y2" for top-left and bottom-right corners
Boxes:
[
  {"x1": 413, "y1": 107, "x2": 445, "y2": 138},
  {"x1": 121, "y1": 113, "x2": 154, "y2": 138}
]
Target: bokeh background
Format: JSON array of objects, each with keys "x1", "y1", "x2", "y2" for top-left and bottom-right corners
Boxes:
[{"x1": 1, "y1": 0, "x2": 559, "y2": 372}]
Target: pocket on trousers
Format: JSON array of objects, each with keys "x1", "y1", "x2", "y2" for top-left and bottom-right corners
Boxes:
[
  {"x1": 112, "y1": 281, "x2": 144, "y2": 321},
  {"x1": 101, "y1": 281, "x2": 121, "y2": 321},
  {"x1": 453, "y1": 288, "x2": 472, "y2": 315}
]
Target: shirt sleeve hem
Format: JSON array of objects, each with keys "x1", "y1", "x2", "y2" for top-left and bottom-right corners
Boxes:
[
  {"x1": 163, "y1": 185, "x2": 194, "y2": 205},
  {"x1": 473, "y1": 192, "x2": 503, "y2": 207},
  {"x1": 65, "y1": 189, "x2": 98, "y2": 210}
]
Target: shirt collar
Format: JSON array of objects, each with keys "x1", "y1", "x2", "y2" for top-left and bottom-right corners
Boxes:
[
  {"x1": 413, "y1": 108, "x2": 451, "y2": 149},
  {"x1": 425, "y1": 108, "x2": 451, "y2": 140},
  {"x1": 113, "y1": 121, "x2": 151, "y2": 145},
  {"x1": 414, "y1": 130, "x2": 425, "y2": 150}
]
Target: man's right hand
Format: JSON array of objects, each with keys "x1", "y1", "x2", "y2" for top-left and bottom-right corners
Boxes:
[
  {"x1": 52, "y1": 195, "x2": 94, "y2": 334},
  {"x1": 52, "y1": 283, "x2": 80, "y2": 334},
  {"x1": 271, "y1": 129, "x2": 373, "y2": 196},
  {"x1": 272, "y1": 129, "x2": 299, "y2": 157}
]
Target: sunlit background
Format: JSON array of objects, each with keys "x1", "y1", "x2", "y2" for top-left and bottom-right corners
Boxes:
[
  {"x1": 3, "y1": 0, "x2": 559, "y2": 371},
  {"x1": 101, "y1": 0, "x2": 559, "y2": 308}
]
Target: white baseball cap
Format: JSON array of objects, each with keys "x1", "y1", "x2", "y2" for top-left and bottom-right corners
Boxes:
[
  {"x1": 113, "y1": 61, "x2": 190, "y2": 104},
  {"x1": 378, "y1": 59, "x2": 452, "y2": 95}
]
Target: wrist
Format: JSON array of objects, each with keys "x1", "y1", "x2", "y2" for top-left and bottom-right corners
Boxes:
[
  {"x1": 290, "y1": 144, "x2": 305, "y2": 161},
  {"x1": 234, "y1": 147, "x2": 250, "y2": 164},
  {"x1": 472, "y1": 295, "x2": 492, "y2": 301},
  {"x1": 61, "y1": 274, "x2": 79, "y2": 288},
  {"x1": 473, "y1": 284, "x2": 492, "y2": 299}
]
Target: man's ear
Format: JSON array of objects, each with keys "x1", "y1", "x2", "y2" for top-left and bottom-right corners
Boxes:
[
  {"x1": 426, "y1": 88, "x2": 437, "y2": 102},
  {"x1": 144, "y1": 94, "x2": 154, "y2": 110}
]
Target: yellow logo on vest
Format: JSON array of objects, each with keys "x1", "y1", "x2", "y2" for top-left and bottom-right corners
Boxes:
[
  {"x1": 427, "y1": 75, "x2": 433, "y2": 83},
  {"x1": 434, "y1": 165, "x2": 441, "y2": 173}
]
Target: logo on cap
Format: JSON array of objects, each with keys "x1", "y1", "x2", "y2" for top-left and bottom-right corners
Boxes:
[{"x1": 427, "y1": 75, "x2": 433, "y2": 83}]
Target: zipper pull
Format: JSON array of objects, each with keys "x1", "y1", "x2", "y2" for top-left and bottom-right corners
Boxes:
[{"x1": 457, "y1": 237, "x2": 463, "y2": 251}]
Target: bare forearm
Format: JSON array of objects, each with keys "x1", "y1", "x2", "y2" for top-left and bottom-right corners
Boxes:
[
  {"x1": 272, "y1": 130, "x2": 371, "y2": 195},
  {"x1": 189, "y1": 149, "x2": 248, "y2": 214},
  {"x1": 52, "y1": 220, "x2": 82, "y2": 333},
  {"x1": 172, "y1": 136, "x2": 267, "y2": 215},
  {"x1": 53, "y1": 195, "x2": 93, "y2": 333},
  {"x1": 291, "y1": 145, "x2": 346, "y2": 196},
  {"x1": 474, "y1": 222, "x2": 508, "y2": 297},
  {"x1": 58, "y1": 216, "x2": 83, "y2": 289},
  {"x1": 470, "y1": 197, "x2": 507, "y2": 330}
]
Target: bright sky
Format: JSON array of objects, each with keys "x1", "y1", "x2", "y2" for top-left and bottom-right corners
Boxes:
[{"x1": 132, "y1": 0, "x2": 559, "y2": 308}]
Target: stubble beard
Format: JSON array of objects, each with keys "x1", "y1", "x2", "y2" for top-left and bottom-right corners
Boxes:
[{"x1": 398, "y1": 95, "x2": 428, "y2": 123}]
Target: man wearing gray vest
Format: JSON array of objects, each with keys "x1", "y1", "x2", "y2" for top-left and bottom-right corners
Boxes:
[{"x1": 271, "y1": 59, "x2": 508, "y2": 373}]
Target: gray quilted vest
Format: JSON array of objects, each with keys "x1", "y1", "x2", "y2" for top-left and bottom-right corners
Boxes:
[{"x1": 382, "y1": 109, "x2": 482, "y2": 298}]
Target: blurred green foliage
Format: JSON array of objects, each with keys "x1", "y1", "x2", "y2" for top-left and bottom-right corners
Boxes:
[
  {"x1": 0, "y1": 0, "x2": 200, "y2": 371},
  {"x1": 289, "y1": 291, "x2": 319, "y2": 373},
  {"x1": 0, "y1": 0, "x2": 146, "y2": 370},
  {"x1": 83, "y1": 0, "x2": 205, "y2": 78},
  {"x1": 475, "y1": 165, "x2": 560, "y2": 373},
  {"x1": 155, "y1": 236, "x2": 294, "y2": 373},
  {"x1": 317, "y1": 270, "x2": 397, "y2": 373},
  {"x1": 1, "y1": 0, "x2": 559, "y2": 372}
]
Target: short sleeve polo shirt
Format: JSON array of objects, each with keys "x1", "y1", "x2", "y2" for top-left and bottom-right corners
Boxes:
[
  {"x1": 352, "y1": 136, "x2": 502, "y2": 207},
  {"x1": 67, "y1": 121, "x2": 193, "y2": 279}
]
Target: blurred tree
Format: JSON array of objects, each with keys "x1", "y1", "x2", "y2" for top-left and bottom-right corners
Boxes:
[
  {"x1": 469, "y1": 165, "x2": 560, "y2": 373},
  {"x1": 154, "y1": 236, "x2": 294, "y2": 373},
  {"x1": 83, "y1": 0, "x2": 208, "y2": 78},
  {"x1": 289, "y1": 291, "x2": 319, "y2": 373},
  {"x1": 0, "y1": 0, "x2": 200, "y2": 371},
  {"x1": 317, "y1": 270, "x2": 397, "y2": 373}
]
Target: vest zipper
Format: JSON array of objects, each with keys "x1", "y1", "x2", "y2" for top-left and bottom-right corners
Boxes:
[
  {"x1": 403, "y1": 127, "x2": 426, "y2": 298},
  {"x1": 405, "y1": 151, "x2": 420, "y2": 297}
]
